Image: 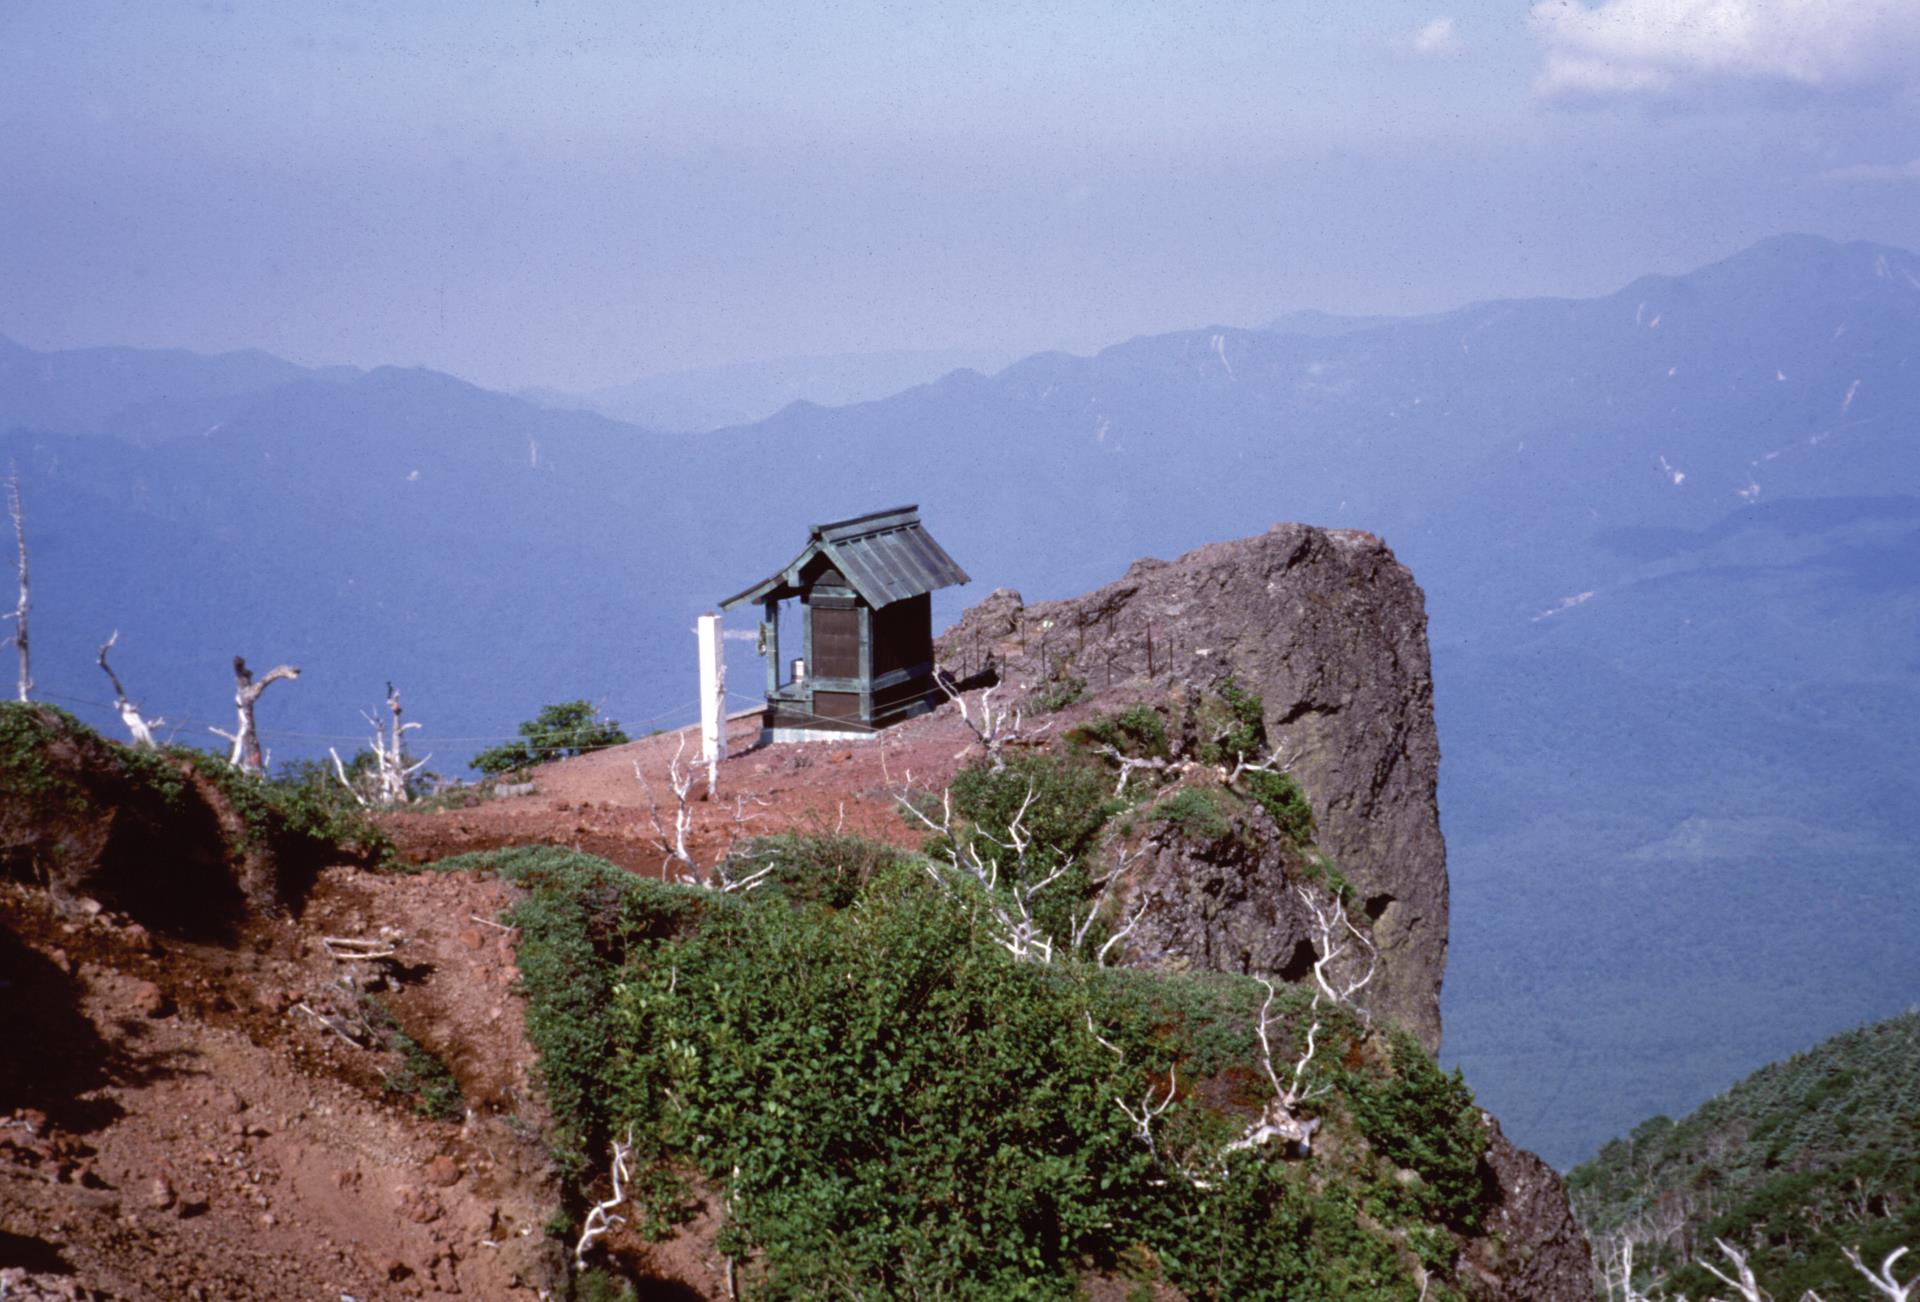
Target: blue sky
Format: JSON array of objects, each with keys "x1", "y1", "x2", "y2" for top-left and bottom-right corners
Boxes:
[{"x1": 3, "y1": 0, "x2": 1918, "y2": 389}]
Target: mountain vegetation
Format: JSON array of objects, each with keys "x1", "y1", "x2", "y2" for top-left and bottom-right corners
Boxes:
[
  {"x1": 3, "y1": 233, "x2": 1917, "y2": 1164},
  {"x1": 1568, "y1": 1009, "x2": 1920, "y2": 1300},
  {"x1": 471, "y1": 700, "x2": 630, "y2": 776},
  {"x1": 424, "y1": 833, "x2": 1498, "y2": 1301}
]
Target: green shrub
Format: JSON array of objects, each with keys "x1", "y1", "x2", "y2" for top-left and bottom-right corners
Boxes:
[
  {"x1": 0, "y1": 702, "x2": 390, "y2": 872},
  {"x1": 946, "y1": 752, "x2": 1120, "y2": 949},
  {"x1": 473, "y1": 700, "x2": 629, "y2": 776},
  {"x1": 1194, "y1": 677, "x2": 1267, "y2": 767},
  {"x1": 1150, "y1": 788, "x2": 1233, "y2": 842},
  {"x1": 1070, "y1": 704, "x2": 1170, "y2": 760},
  {"x1": 1157, "y1": 1151, "x2": 1422, "y2": 1301},
  {"x1": 1188, "y1": 681, "x2": 1316, "y2": 849},
  {"x1": 1034, "y1": 672, "x2": 1088, "y2": 713},
  {"x1": 1340, "y1": 1030, "x2": 1488, "y2": 1230},
  {"x1": 729, "y1": 832, "x2": 906, "y2": 909},
  {"x1": 186, "y1": 748, "x2": 394, "y2": 867},
  {"x1": 1242, "y1": 768, "x2": 1315, "y2": 848},
  {"x1": 458, "y1": 837, "x2": 1488, "y2": 1299},
  {"x1": 362, "y1": 997, "x2": 465, "y2": 1121}
]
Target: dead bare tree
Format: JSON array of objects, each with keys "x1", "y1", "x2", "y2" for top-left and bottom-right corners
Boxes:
[
  {"x1": 1225, "y1": 741, "x2": 1296, "y2": 785},
  {"x1": 575, "y1": 1127, "x2": 634, "y2": 1268},
  {"x1": 637, "y1": 736, "x2": 772, "y2": 893},
  {"x1": 1125, "y1": 883, "x2": 1375, "y2": 1176},
  {"x1": 1114, "y1": 1065, "x2": 1178, "y2": 1160},
  {"x1": 896, "y1": 779, "x2": 1073, "y2": 964},
  {"x1": 95, "y1": 631, "x2": 160, "y2": 748},
  {"x1": 1092, "y1": 743, "x2": 1178, "y2": 798},
  {"x1": 5, "y1": 463, "x2": 27, "y2": 702},
  {"x1": 210, "y1": 655, "x2": 300, "y2": 775},
  {"x1": 331, "y1": 683, "x2": 428, "y2": 806},
  {"x1": 941, "y1": 678, "x2": 1047, "y2": 773},
  {"x1": 638, "y1": 736, "x2": 700, "y2": 884},
  {"x1": 1597, "y1": 1237, "x2": 1666, "y2": 1302},
  {"x1": 1068, "y1": 843, "x2": 1147, "y2": 966},
  {"x1": 1699, "y1": 1238, "x2": 1771, "y2": 1302},
  {"x1": 1842, "y1": 1245, "x2": 1916, "y2": 1302}
]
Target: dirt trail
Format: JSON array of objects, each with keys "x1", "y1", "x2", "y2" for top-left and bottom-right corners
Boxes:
[{"x1": 382, "y1": 699, "x2": 1023, "y2": 875}]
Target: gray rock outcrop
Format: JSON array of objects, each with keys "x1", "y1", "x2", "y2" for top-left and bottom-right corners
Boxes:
[{"x1": 938, "y1": 522, "x2": 1448, "y2": 1050}]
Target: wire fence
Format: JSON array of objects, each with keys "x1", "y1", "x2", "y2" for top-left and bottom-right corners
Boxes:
[{"x1": 31, "y1": 688, "x2": 709, "y2": 751}]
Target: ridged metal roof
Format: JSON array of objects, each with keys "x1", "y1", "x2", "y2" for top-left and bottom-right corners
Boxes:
[{"x1": 720, "y1": 505, "x2": 970, "y2": 610}]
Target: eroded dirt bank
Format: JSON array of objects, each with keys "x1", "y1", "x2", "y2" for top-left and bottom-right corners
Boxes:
[{"x1": 1, "y1": 867, "x2": 561, "y2": 1301}]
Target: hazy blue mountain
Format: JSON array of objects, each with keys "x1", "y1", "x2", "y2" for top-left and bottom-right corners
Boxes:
[
  {"x1": 521, "y1": 347, "x2": 1020, "y2": 432},
  {"x1": 4, "y1": 232, "x2": 1916, "y2": 1169},
  {"x1": 1263, "y1": 308, "x2": 1412, "y2": 336},
  {"x1": 0, "y1": 332, "x2": 361, "y2": 445}
]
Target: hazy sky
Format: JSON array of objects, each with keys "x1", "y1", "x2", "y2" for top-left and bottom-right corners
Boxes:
[{"x1": 4, "y1": 0, "x2": 1919, "y2": 391}]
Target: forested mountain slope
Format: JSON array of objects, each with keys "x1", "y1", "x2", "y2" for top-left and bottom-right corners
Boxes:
[{"x1": 1568, "y1": 1009, "x2": 1920, "y2": 1299}]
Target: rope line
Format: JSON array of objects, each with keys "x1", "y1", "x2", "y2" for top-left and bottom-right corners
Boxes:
[{"x1": 28, "y1": 689, "x2": 705, "y2": 747}]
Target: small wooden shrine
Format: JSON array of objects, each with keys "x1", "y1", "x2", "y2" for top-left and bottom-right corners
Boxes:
[{"x1": 720, "y1": 506, "x2": 969, "y2": 743}]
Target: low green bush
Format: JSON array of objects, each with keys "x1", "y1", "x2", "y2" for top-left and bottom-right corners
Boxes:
[
  {"x1": 1193, "y1": 677, "x2": 1267, "y2": 767},
  {"x1": 1150, "y1": 787, "x2": 1233, "y2": 842},
  {"x1": 945, "y1": 751, "x2": 1120, "y2": 949},
  {"x1": 0, "y1": 702, "x2": 391, "y2": 871},
  {"x1": 473, "y1": 700, "x2": 629, "y2": 776},
  {"x1": 1069, "y1": 704, "x2": 1170, "y2": 759},
  {"x1": 1340, "y1": 1029, "x2": 1488, "y2": 1231},
  {"x1": 728, "y1": 832, "x2": 906, "y2": 910},
  {"x1": 361, "y1": 997, "x2": 465, "y2": 1121},
  {"x1": 448, "y1": 839, "x2": 1491, "y2": 1299},
  {"x1": 1242, "y1": 768, "x2": 1315, "y2": 848}
]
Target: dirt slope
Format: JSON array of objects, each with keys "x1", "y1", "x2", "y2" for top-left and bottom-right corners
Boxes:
[{"x1": 1, "y1": 867, "x2": 562, "y2": 1300}]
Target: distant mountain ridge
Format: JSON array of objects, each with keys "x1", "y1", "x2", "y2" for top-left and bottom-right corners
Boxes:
[
  {"x1": 3, "y1": 232, "x2": 1916, "y2": 1169},
  {"x1": 0, "y1": 332, "x2": 365, "y2": 446},
  {"x1": 521, "y1": 346, "x2": 1020, "y2": 432}
]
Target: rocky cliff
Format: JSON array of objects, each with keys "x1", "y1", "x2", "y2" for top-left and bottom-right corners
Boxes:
[
  {"x1": 936, "y1": 524, "x2": 1594, "y2": 1300},
  {"x1": 939, "y1": 522, "x2": 1448, "y2": 1050}
]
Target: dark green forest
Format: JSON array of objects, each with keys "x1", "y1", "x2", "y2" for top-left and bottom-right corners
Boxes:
[{"x1": 1569, "y1": 1008, "x2": 1920, "y2": 1299}]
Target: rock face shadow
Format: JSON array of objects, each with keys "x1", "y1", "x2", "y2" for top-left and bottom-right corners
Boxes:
[{"x1": 0, "y1": 919, "x2": 188, "y2": 1135}]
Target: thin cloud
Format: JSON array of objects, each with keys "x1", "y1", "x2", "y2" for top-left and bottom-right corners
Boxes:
[
  {"x1": 1821, "y1": 158, "x2": 1920, "y2": 182},
  {"x1": 1528, "y1": 0, "x2": 1920, "y2": 99},
  {"x1": 1410, "y1": 17, "x2": 1462, "y2": 58}
]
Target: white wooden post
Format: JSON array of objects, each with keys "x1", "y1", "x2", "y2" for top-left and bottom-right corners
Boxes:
[{"x1": 697, "y1": 612, "x2": 727, "y2": 795}]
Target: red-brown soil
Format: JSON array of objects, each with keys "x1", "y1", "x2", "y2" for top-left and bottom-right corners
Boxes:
[
  {"x1": 383, "y1": 698, "x2": 1030, "y2": 876},
  {"x1": 0, "y1": 863, "x2": 564, "y2": 1300},
  {"x1": 1, "y1": 696, "x2": 1029, "y2": 1300}
]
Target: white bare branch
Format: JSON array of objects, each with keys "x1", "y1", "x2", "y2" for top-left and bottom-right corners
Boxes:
[
  {"x1": 220, "y1": 656, "x2": 300, "y2": 774},
  {"x1": 1092, "y1": 743, "x2": 1177, "y2": 798},
  {"x1": 1298, "y1": 884, "x2": 1378, "y2": 1012},
  {"x1": 897, "y1": 778, "x2": 1069, "y2": 964},
  {"x1": 940, "y1": 678, "x2": 1049, "y2": 773},
  {"x1": 96, "y1": 631, "x2": 160, "y2": 748},
  {"x1": 322, "y1": 935, "x2": 401, "y2": 962},
  {"x1": 1842, "y1": 1245, "x2": 1916, "y2": 1302},
  {"x1": 1700, "y1": 1238, "x2": 1768, "y2": 1302},
  {"x1": 1115, "y1": 1066, "x2": 1177, "y2": 1159},
  {"x1": 575, "y1": 1128, "x2": 635, "y2": 1268},
  {"x1": 636, "y1": 735, "x2": 700, "y2": 885},
  {"x1": 636, "y1": 735, "x2": 776, "y2": 892},
  {"x1": 1070, "y1": 844, "x2": 1146, "y2": 966},
  {"x1": 1226, "y1": 742, "x2": 1296, "y2": 785},
  {"x1": 5, "y1": 463, "x2": 27, "y2": 702},
  {"x1": 328, "y1": 747, "x2": 371, "y2": 807}
]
